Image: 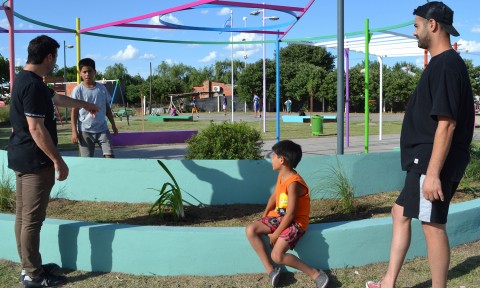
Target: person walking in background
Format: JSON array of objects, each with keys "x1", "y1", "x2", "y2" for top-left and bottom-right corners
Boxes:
[
  {"x1": 191, "y1": 95, "x2": 199, "y2": 118},
  {"x1": 246, "y1": 140, "x2": 329, "y2": 288},
  {"x1": 8, "y1": 35, "x2": 99, "y2": 287},
  {"x1": 367, "y1": 2, "x2": 475, "y2": 288},
  {"x1": 253, "y1": 92, "x2": 260, "y2": 118},
  {"x1": 284, "y1": 97, "x2": 292, "y2": 115},
  {"x1": 71, "y1": 58, "x2": 118, "y2": 158},
  {"x1": 222, "y1": 94, "x2": 228, "y2": 116}
]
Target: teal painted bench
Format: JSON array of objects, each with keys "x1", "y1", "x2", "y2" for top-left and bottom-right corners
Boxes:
[
  {"x1": 114, "y1": 109, "x2": 134, "y2": 121},
  {"x1": 147, "y1": 115, "x2": 193, "y2": 122}
]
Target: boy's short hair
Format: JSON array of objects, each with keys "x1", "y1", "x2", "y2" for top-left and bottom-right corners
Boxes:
[
  {"x1": 27, "y1": 35, "x2": 60, "y2": 65},
  {"x1": 78, "y1": 58, "x2": 96, "y2": 71},
  {"x1": 272, "y1": 140, "x2": 302, "y2": 168}
]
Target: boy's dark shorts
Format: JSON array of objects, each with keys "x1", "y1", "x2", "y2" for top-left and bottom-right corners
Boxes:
[
  {"x1": 396, "y1": 171, "x2": 459, "y2": 224},
  {"x1": 259, "y1": 216, "x2": 306, "y2": 249}
]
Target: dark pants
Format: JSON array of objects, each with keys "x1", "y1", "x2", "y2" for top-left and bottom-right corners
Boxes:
[{"x1": 15, "y1": 166, "x2": 55, "y2": 278}]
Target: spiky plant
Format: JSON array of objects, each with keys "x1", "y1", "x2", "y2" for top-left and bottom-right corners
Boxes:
[{"x1": 148, "y1": 160, "x2": 185, "y2": 222}]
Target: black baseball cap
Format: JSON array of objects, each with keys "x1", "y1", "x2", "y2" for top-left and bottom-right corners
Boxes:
[{"x1": 413, "y1": 1, "x2": 459, "y2": 37}]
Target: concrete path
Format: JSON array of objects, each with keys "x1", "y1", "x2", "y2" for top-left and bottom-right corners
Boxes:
[{"x1": 60, "y1": 112, "x2": 480, "y2": 160}]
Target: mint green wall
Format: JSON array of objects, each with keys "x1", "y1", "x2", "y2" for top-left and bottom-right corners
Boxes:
[
  {"x1": 1, "y1": 199, "x2": 478, "y2": 276},
  {"x1": 0, "y1": 151, "x2": 405, "y2": 205},
  {"x1": 0, "y1": 149, "x2": 477, "y2": 276}
]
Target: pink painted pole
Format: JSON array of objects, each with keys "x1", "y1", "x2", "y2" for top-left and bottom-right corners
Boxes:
[
  {"x1": 7, "y1": 0, "x2": 15, "y2": 91},
  {"x1": 80, "y1": 0, "x2": 216, "y2": 33}
]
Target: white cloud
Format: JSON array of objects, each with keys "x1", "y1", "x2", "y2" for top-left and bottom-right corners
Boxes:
[
  {"x1": 84, "y1": 53, "x2": 108, "y2": 61},
  {"x1": 164, "y1": 59, "x2": 174, "y2": 65},
  {"x1": 471, "y1": 25, "x2": 480, "y2": 33},
  {"x1": 139, "y1": 53, "x2": 155, "y2": 60},
  {"x1": 149, "y1": 16, "x2": 162, "y2": 26},
  {"x1": 160, "y1": 14, "x2": 181, "y2": 25},
  {"x1": 200, "y1": 10, "x2": 209, "y2": 14},
  {"x1": 0, "y1": 18, "x2": 9, "y2": 29},
  {"x1": 111, "y1": 45, "x2": 139, "y2": 61},
  {"x1": 199, "y1": 51, "x2": 217, "y2": 62},
  {"x1": 217, "y1": 8, "x2": 230, "y2": 16},
  {"x1": 457, "y1": 39, "x2": 480, "y2": 53},
  {"x1": 223, "y1": 33, "x2": 262, "y2": 59}
]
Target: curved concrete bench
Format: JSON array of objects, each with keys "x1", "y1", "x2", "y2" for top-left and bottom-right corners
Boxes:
[{"x1": 0, "y1": 199, "x2": 478, "y2": 276}]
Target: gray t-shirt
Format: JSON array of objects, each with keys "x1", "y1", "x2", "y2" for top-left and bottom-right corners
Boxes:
[{"x1": 71, "y1": 82, "x2": 111, "y2": 133}]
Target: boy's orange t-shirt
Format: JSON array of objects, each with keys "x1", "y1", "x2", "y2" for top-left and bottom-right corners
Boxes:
[{"x1": 267, "y1": 173, "x2": 310, "y2": 230}]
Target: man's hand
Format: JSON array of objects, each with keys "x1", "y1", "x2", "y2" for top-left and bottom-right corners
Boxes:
[
  {"x1": 54, "y1": 159, "x2": 69, "y2": 181},
  {"x1": 422, "y1": 174, "x2": 444, "y2": 202},
  {"x1": 84, "y1": 103, "x2": 100, "y2": 115}
]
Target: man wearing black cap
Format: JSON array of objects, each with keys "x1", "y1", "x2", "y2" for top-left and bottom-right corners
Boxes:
[{"x1": 367, "y1": 2, "x2": 474, "y2": 288}]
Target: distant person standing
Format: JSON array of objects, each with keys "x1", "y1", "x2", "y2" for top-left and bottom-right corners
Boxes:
[
  {"x1": 222, "y1": 94, "x2": 228, "y2": 116},
  {"x1": 71, "y1": 58, "x2": 118, "y2": 158},
  {"x1": 253, "y1": 93, "x2": 260, "y2": 118},
  {"x1": 8, "y1": 35, "x2": 99, "y2": 287},
  {"x1": 284, "y1": 97, "x2": 292, "y2": 115},
  {"x1": 191, "y1": 95, "x2": 199, "y2": 118},
  {"x1": 367, "y1": 2, "x2": 475, "y2": 288}
]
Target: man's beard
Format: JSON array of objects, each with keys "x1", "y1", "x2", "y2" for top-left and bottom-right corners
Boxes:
[{"x1": 417, "y1": 35, "x2": 429, "y2": 50}]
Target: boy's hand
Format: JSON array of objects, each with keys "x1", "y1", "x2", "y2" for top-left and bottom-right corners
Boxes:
[
  {"x1": 112, "y1": 124, "x2": 119, "y2": 136},
  {"x1": 71, "y1": 130, "x2": 79, "y2": 144},
  {"x1": 268, "y1": 233, "x2": 279, "y2": 247}
]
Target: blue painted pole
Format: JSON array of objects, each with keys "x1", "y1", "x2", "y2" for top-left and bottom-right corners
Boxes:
[
  {"x1": 275, "y1": 31, "x2": 280, "y2": 143},
  {"x1": 110, "y1": 79, "x2": 119, "y2": 108}
]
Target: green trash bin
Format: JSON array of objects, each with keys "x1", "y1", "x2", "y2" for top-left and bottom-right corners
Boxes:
[{"x1": 311, "y1": 115, "x2": 324, "y2": 136}]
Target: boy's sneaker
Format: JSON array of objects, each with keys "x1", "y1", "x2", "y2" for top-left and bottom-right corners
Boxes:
[
  {"x1": 314, "y1": 270, "x2": 329, "y2": 288},
  {"x1": 366, "y1": 281, "x2": 381, "y2": 288},
  {"x1": 23, "y1": 273, "x2": 67, "y2": 287},
  {"x1": 268, "y1": 267, "x2": 281, "y2": 287}
]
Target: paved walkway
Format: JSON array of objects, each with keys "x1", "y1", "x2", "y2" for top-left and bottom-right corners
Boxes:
[{"x1": 60, "y1": 112, "x2": 480, "y2": 160}]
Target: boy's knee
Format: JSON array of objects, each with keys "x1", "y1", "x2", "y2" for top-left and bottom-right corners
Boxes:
[
  {"x1": 270, "y1": 250, "x2": 284, "y2": 264},
  {"x1": 245, "y1": 224, "x2": 256, "y2": 237}
]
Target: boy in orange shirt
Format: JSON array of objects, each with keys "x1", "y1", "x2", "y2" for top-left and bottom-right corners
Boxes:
[{"x1": 246, "y1": 140, "x2": 329, "y2": 288}]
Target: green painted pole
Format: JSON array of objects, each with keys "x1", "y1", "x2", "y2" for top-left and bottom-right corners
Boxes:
[{"x1": 364, "y1": 19, "x2": 370, "y2": 154}]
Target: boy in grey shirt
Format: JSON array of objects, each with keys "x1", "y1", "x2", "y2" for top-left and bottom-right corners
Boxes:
[{"x1": 71, "y1": 58, "x2": 118, "y2": 157}]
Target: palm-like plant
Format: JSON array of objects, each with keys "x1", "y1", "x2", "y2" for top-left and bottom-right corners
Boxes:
[{"x1": 148, "y1": 160, "x2": 185, "y2": 222}]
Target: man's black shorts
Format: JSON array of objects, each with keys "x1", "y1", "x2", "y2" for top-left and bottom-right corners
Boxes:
[{"x1": 395, "y1": 171, "x2": 459, "y2": 224}]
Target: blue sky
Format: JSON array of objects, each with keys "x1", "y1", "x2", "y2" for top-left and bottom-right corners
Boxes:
[{"x1": 1, "y1": 0, "x2": 479, "y2": 79}]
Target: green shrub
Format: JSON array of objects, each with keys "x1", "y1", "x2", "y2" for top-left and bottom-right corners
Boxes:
[
  {"x1": 185, "y1": 121, "x2": 263, "y2": 160},
  {"x1": 0, "y1": 106, "x2": 9, "y2": 124},
  {"x1": 460, "y1": 143, "x2": 480, "y2": 196},
  {"x1": 0, "y1": 166, "x2": 15, "y2": 213}
]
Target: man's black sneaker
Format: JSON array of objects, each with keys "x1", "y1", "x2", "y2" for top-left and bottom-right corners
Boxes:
[
  {"x1": 20, "y1": 263, "x2": 63, "y2": 284},
  {"x1": 22, "y1": 273, "x2": 67, "y2": 287}
]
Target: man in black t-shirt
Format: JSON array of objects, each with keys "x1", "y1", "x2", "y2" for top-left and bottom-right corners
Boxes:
[
  {"x1": 8, "y1": 35, "x2": 99, "y2": 287},
  {"x1": 367, "y1": 2, "x2": 475, "y2": 288}
]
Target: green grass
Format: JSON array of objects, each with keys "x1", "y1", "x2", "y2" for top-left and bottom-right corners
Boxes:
[{"x1": 0, "y1": 240, "x2": 478, "y2": 287}]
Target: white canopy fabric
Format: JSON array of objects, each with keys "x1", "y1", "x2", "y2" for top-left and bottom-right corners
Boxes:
[{"x1": 313, "y1": 32, "x2": 425, "y2": 58}]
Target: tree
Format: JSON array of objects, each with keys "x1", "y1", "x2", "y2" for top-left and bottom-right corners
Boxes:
[
  {"x1": 287, "y1": 63, "x2": 327, "y2": 112},
  {"x1": 279, "y1": 44, "x2": 336, "y2": 112},
  {"x1": 0, "y1": 54, "x2": 9, "y2": 85},
  {"x1": 383, "y1": 62, "x2": 420, "y2": 112},
  {"x1": 104, "y1": 63, "x2": 132, "y2": 84},
  {"x1": 53, "y1": 66, "x2": 79, "y2": 82},
  {"x1": 280, "y1": 43, "x2": 335, "y2": 71},
  {"x1": 465, "y1": 59, "x2": 480, "y2": 96}
]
